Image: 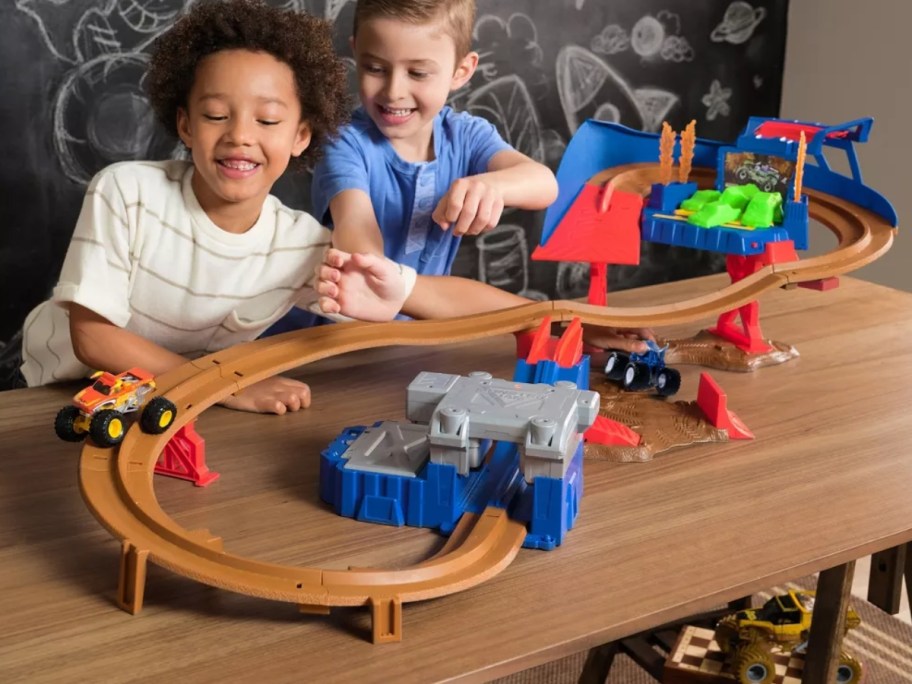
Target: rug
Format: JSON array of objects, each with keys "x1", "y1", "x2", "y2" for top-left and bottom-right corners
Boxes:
[{"x1": 491, "y1": 577, "x2": 912, "y2": 683}]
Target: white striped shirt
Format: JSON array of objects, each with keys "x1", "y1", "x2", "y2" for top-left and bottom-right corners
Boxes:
[{"x1": 22, "y1": 160, "x2": 330, "y2": 386}]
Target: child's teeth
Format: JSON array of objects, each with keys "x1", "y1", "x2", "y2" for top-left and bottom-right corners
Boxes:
[{"x1": 224, "y1": 160, "x2": 256, "y2": 170}]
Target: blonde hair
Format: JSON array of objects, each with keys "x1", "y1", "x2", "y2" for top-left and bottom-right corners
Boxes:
[{"x1": 353, "y1": 0, "x2": 476, "y2": 59}]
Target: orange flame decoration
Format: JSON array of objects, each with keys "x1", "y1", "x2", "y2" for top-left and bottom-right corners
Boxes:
[
  {"x1": 659, "y1": 122, "x2": 675, "y2": 185},
  {"x1": 794, "y1": 131, "x2": 807, "y2": 202},
  {"x1": 678, "y1": 120, "x2": 696, "y2": 183}
]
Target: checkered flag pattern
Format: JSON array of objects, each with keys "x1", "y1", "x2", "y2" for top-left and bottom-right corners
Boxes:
[{"x1": 665, "y1": 625, "x2": 805, "y2": 684}]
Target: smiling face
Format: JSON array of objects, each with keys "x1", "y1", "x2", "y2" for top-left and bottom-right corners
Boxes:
[
  {"x1": 177, "y1": 49, "x2": 311, "y2": 232},
  {"x1": 353, "y1": 16, "x2": 477, "y2": 162}
]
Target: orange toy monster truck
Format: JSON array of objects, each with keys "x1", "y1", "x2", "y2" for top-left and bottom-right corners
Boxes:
[{"x1": 54, "y1": 367, "x2": 177, "y2": 448}]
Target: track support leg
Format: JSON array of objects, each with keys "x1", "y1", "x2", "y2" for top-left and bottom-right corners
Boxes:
[
  {"x1": 117, "y1": 540, "x2": 149, "y2": 615},
  {"x1": 370, "y1": 596, "x2": 403, "y2": 643}
]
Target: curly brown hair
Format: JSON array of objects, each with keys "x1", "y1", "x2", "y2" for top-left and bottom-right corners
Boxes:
[{"x1": 146, "y1": 0, "x2": 351, "y2": 168}]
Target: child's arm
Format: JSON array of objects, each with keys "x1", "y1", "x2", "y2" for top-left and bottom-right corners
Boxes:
[
  {"x1": 316, "y1": 249, "x2": 651, "y2": 352},
  {"x1": 326, "y1": 189, "x2": 385, "y2": 256},
  {"x1": 584, "y1": 325, "x2": 655, "y2": 353},
  {"x1": 68, "y1": 304, "x2": 311, "y2": 415},
  {"x1": 68, "y1": 303, "x2": 187, "y2": 376},
  {"x1": 314, "y1": 250, "x2": 527, "y2": 320},
  {"x1": 432, "y1": 150, "x2": 559, "y2": 236},
  {"x1": 398, "y1": 279, "x2": 652, "y2": 352},
  {"x1": 402, "y1": 275, "x2": 528, "y2": 319}
]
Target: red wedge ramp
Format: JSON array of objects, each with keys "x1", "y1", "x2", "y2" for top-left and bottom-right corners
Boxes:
[
  {"x1": 155, "y1": 422, "x2": 220, "y2": 486},
  {"x1": 696, "y1": 373, "x2": 753, "y2": 440},
  {"x1": 585, "y1": 415, "x2": 641, "y2": 447}
]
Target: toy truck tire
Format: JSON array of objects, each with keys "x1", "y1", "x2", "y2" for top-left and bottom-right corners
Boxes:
[
  {"x1": 655, "y1": 367, "x2": 681, "y2": 397},
  {"x1": 623, "y1": 362, "x2": 651, "y2": 391},
  {"x1": 141, "y1": 397, "x2": 177, "y2": 434},
  {"x1": 604, "y1": 352, "x2": 629, "y2": 381},
  {"x1": 837, "y1": 652, "x2": 862, "y2": 684},
  {"x1": 733, "y1": 642, "x2": 775, "y2": 684},
  {"x1": 55, "y1": 406, "x2": 86, "y2": 442},
  {"x1": 715, "y1": 621, "x2": 735, "y2": 653},
  {"x1": 89, "y1": 409, "x2": 127, "y2": 448}
]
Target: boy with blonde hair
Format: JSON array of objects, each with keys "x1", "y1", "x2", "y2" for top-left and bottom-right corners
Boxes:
[
  {"x1": 305, "y1": 0, "x2": 651, "y2": 351},
  {"x1": 310, "y1": 0, "x2": 558, "y2": 275}
]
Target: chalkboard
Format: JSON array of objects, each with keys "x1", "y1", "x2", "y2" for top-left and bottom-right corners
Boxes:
[{"x1": 0, "y1": 0, "x2": 788, "y2": 388}]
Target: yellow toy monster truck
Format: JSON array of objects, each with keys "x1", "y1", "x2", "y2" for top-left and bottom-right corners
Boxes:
[{"x1": 715, "y1": 589, "x2": 862, "y2": 684}]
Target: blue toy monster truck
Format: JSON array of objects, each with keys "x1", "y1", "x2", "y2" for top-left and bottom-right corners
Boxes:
[{"x1": 604, "y1": 340, "x2": 681, "y2": 397}]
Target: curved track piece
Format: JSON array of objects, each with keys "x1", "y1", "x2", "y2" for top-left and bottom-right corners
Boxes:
[{"x1": 79, "y1": 163, "x2": 895, "y2": 642}]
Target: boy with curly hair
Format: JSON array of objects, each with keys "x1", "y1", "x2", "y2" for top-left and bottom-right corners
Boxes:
[
  {"x1": 19, "y1": 0, "x2": 423, "y2": 414},
  {"x1": 310, "y1": 0, "x2": 558, "y2": 274}
]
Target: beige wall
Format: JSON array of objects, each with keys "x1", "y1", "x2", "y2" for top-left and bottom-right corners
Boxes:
[{"x1": 781, "y1": 0, "x2": 910, "y2": 291}]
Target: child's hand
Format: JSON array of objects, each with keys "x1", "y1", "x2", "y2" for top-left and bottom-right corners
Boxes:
[
  {"x1": 219, "y1": 375, "x2": 311, "y2": 414},
  {"x1": 316, "y1": 248, "x2": 413, "y2": 321},
  {"x1": 432, "y1": 176, "x2": 505, "y2": 236},
  {"x1": 584, "y1": 326, "x2": 656, "y2": 354}
]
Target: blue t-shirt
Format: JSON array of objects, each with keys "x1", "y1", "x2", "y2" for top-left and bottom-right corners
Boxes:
[{"x1": 311, "y1": 106, "x2": 513, "y2": 276}]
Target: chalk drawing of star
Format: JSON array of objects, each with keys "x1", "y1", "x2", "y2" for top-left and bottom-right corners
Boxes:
[{"x1": 701, "y1": 79, "x2": 732, "y2": 120}]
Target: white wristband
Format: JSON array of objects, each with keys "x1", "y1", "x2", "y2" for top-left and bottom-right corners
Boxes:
[{"x1": 398, "y1": 262, "x2": 417, "y2": 303}]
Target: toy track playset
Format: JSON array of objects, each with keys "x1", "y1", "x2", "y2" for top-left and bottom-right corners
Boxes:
[{"x1": 67, "y1": 116, "x2": 896, "y2": 643}]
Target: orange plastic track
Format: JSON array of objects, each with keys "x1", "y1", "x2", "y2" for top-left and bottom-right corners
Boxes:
[{"x1": 78, "y1": 163, "x2": 895, "y2": 642}]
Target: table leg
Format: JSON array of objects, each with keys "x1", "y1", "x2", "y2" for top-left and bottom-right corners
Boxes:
[
  {"x1": 867, "y1": 544, "x2": 906, "y2": 614},
  {"x1": 802, "y1": 561, "x2": 855, "y2": 684},
  {"x1": 578, "y1": 641, "x2": 618, "y2": 684},
  {"x1": 905, "y1": 543, "x2": 912, "y2": 622}
]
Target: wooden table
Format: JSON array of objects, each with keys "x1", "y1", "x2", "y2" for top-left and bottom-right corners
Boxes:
[{"x1": 2, "y1": 275, "x2": 911, "y2": 684}]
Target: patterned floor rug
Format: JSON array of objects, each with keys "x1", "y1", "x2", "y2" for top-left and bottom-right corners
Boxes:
[{"x1": 492, "y1": 577, "x2": 912, "y2": 683}]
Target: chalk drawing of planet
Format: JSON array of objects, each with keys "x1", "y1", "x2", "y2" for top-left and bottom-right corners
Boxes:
[
  {"x1": 630, "y1": 15, "x2": 665, "y2": 58},
  {"x1": 53, "y1": 54, "x2": 181, "y2": 184},
  {"x1": 711, "y1": 1, "x2": 766, "y2": 45}
]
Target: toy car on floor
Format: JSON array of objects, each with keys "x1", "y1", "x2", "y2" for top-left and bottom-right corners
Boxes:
[
  {"x1": 715, "y1": 589, "x2": 862, "y2": 684},
  {"x1": 54, "y1": 367, "x2": 177, "y2": 447},
  {"x1": 604, "y1": 340, "x2": 681, "y2": 397}
]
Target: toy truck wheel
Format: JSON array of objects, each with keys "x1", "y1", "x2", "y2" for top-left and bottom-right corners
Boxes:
[
  {"x1": 623, "y1": 362, "x2": 651, "y2": 391},
  {"x1": 141, "y1": 397, "x2": 177, "y2": 434},
  {"x1": 604, "y1": 352, "x2": 629, "y2": 381},
  {"x1": 655, "y1": 367, "x2": 681, "y2": 397},
  {"x1": 715, "y1": 615, "x2": 738, "y2": 653},
  {"x1": 89, "y1": 409, "x2": 126, "y2": 447},
  {"x1": 733, "y1": 642, "x2": 775, "y2": 684},
  {"x1": 55, "y1": 406, "x2": 86, "y2": 442},
  {"x1": 836, "y1": 652, "x2": 862, "y2": 684}
]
